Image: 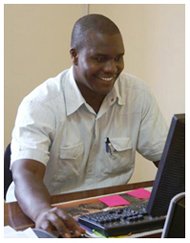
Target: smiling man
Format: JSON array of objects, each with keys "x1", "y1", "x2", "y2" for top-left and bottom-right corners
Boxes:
[
  {"x1": 6, "y1": 14, "x2": 168, "y2": 237},
  {"x1": 70, "y1": 17, "x2": 125, "y2": 112}
]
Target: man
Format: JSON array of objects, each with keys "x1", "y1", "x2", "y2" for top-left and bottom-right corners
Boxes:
[{"x1": 6, "y1": 14, "x2": 168, "y2": 237}]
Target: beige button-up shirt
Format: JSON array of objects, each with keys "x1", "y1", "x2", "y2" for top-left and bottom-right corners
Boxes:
[{"x1": 6, "y1": 67, "x2": 168, "y2": 202}]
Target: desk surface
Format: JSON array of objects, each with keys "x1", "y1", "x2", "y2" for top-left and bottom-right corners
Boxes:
[{"x1": 4, "y1": 180, "x2": 161, "y2": 237}]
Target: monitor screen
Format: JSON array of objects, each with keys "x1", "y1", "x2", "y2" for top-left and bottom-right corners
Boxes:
[{"x1": 146, "y1": 114, "x2": 185, "y2": 217}]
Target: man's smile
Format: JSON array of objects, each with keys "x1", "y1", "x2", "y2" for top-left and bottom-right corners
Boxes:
[{"x1": 96, "y1": 76, "x2": 116, "y2": 82}]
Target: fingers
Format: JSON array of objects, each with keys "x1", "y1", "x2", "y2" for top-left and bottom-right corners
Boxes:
[
  {"x1": 46, "y1": 211, "x2": 71, "y2": 237},
  {"x1": 35, "y1": 207, "x2": 85, "y2": 238},
  {"x1": 39, "y1": 220, "x2": 54, "y2": 235},
  {"x1": 56, "y1": 209, "x2": 85, "y2": 237}
]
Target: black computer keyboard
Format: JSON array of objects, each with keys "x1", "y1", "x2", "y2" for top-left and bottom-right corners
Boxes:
[{"x1": 78, "y1": 203, "x2": 165, "y2": 237}]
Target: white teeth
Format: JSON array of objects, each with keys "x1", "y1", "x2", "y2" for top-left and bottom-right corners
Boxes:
[{"x1": 100, "y1": 77, "x2": 114, "y2": 81}]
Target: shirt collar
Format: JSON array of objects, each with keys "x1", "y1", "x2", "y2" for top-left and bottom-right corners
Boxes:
[
  {"x1": 111, "y1": 77, "x2": 126, "y2": 106},
  {"x1": 64, "y1": 66, "x2": 85, "y2": 116},
  {"x1": 64, "y1": 67, "x2": 125, "y2": 116}
]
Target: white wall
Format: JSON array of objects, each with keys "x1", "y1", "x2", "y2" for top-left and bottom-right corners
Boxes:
[
  {"x1": 4, "y1": 4, "x2": 84, "y2": 146},
  {"x1": 4, "y1": 4, "x2": 185, "y2": 183}
]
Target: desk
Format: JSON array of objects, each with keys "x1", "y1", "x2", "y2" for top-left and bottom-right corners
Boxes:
[{"x1": 4, "y1": 180, "x2": 161, "y2": 238}]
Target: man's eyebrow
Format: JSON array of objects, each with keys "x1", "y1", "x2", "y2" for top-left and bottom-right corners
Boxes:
[
  {"x1": 93, "y1": 53, "x2": 108, "y2": 56},
  {"x1": 93, "y1": 53, "x2": 124, "y2": 57}
]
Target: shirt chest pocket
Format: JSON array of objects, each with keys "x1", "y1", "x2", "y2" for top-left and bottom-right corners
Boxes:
[
  {"x1": 54, "y1": 142, "x2": 84, "y2": 184},
  {"x1": 103, "y1": 137, "x2": 133, "y2": 174},
  {"x1": 59, "y1": 143, "x2": 84, "y2": 160}
]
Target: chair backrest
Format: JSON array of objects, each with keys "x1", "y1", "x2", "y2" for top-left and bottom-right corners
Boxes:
[{"x1": 4, "y1": 143, "x2": 13, "y2": 199}]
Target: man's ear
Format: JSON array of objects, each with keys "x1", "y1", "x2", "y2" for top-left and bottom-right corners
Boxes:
[{"x1": 70, "y1": 48, "x2": 78, "y2": 65}]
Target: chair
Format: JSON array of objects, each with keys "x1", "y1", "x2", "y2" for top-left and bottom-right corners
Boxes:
[
  {"x1": 162, "y1": 192, "x2": 185, "y2": 238},
  {"x1": 4, "y1": 143, "x2": 13, "y2": 199}
]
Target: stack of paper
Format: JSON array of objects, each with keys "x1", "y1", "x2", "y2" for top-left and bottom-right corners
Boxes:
[{"x1": 4, "y1": 226, "x2": 38, "y2": 238}]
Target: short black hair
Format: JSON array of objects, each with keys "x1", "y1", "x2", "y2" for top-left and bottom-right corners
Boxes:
[{"x1": 71, "y1": 14, "x2": 121, "y2": 51}]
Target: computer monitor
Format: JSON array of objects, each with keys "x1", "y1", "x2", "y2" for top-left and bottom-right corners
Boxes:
[{"x1": 146, "y1": 114, "x2": 185, "y2": 217}]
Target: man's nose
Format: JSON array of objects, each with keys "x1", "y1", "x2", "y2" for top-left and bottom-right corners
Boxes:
[{"x1": 103, "y1": 60, "x2": 117, "y2": 73}]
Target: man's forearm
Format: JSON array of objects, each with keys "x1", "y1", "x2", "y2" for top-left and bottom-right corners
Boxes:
[
  {"x1": 14, "y1": 171, "x2": 52, "y2": 223},
  {"x1": 12, "y1": 159, "x2": 85, "y2": 237}
]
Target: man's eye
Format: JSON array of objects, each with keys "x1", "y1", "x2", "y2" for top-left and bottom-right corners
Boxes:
[
  {"x1": 94, "y1": 57, "x2": 106, "y2": 62},
  {"x1": 115, "y1": 56, "x2": 123, "y2": 62}
]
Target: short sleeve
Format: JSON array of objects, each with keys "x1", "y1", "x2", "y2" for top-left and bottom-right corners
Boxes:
[
  {"x1": 137, "y1": 86, "x2": 168, "y2": 161},
  {"x1": 11, "y1": 98, "x2": 55, "y2": 167}
]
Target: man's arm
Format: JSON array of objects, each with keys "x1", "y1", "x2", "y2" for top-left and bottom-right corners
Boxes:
[{"x1": 11, "y1": 159, "x2": 85, "y2": 238}]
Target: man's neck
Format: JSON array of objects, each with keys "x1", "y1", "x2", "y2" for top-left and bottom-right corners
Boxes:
[{"x1": 76, "y1": 82, "x2": 106, "y2": 113}]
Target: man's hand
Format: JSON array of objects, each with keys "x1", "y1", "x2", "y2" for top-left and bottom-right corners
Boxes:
[{"x1": 35, "y1": 207, "x2": 85, "y2": 238}]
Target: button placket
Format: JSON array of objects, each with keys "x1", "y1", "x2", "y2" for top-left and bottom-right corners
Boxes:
[{"x1": 86, "y1": 118, "x2": 99, "y2": 177}]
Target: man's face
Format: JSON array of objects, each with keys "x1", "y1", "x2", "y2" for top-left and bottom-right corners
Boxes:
[{"x1": 72, "y1": 32, "x2": 125, "y2": 96}]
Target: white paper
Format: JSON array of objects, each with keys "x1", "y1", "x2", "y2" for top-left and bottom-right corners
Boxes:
[{"x1": 4, "y1": 226, "x2": 38, "y2": 238}]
